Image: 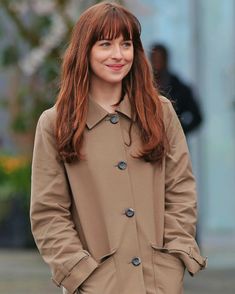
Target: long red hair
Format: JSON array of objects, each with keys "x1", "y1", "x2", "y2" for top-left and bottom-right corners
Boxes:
[{"x1": 56, "y1": 1, "x2": 168, "y2": 163}]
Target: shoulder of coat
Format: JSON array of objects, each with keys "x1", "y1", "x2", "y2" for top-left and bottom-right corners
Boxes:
[
  {"x1": 159, "y1": 95, "x2": 181, "y2": 135},
  {"x1": 38, "y1": 105, "x2": 57, "y2": 132},
  {"x1": 159, "y1": 95, "x2": 172, "y2": 107},
  {"x1": 43, "y1": 105, "x2": 56, "y2": 119},
  {"x1": 159, "y1": 95, "x2": 175, "y2": 117}
]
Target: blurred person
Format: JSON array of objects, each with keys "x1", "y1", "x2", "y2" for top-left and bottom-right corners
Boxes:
[
  {"x1": 150, "y1": 43, "x2": 203, "y2": 136},
  {"x1": 150, "y1": 44, "x2": 203, "y2": 247},
  {"x1": 30, "y1": 2, "x2": 207, "y2": 294}
]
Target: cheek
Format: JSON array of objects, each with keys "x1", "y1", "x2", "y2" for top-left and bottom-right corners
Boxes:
[
  {"x1": 125, "y1": 49, "x2": 134, "y2": 63},
  {"x1": 89, "y1": 58, "x2": 96, "y2": 74},
  {"x1": 90, "y1": 53, "x2": 104, "y2": 74},
  {"x1": 90, "y1": 49, "x2": 108, "y2": 63}
]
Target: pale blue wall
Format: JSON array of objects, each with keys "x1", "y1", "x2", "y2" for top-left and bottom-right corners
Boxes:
[
  {"x1": 198, "y1": 0, "x2": 235, "y2": 231},
  {"x1": 127, "y1": 0, "x2": 195, "y2": 82},
  {"x1": 128, "y1": 0, "x2": 235, "y2": 235}
]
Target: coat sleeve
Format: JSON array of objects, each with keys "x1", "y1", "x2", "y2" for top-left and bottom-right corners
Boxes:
[
  {"x1": 30, "y1": 111, "x2": 98, "y2": 294},
  {"x1": 163, "y1": 100, "x2": 207, "y2": 275}
]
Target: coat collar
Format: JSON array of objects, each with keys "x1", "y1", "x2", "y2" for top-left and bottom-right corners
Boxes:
[{"x1": 86, "y1": 94, "x2": 132, "y2": 129}]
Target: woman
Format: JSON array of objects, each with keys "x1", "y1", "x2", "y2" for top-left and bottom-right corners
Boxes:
[{"x1": 30, "y1": 2, "x2": 207, "y2": 294}]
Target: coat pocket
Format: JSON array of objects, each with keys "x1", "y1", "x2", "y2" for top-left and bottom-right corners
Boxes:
[
  {"x1": 151, "y1": 244, "x2": 185, "y2": 294},
  {"x1": 78, "y1": 248, "x2": 118, "y2": 294},
  {"x1": 152, "y1": 243, "x2": 208, "y2": 275}
]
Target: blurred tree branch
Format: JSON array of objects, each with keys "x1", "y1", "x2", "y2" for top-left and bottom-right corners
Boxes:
[
  {"x1": 0, "y1": 0, "x2": 40, "y2": 47},
  {"x1": 55, "y1": 0, "x2": 74, "y2": 31},
  {"x1": 0, "y1": 0, "x2": 124, "y2": 154}
]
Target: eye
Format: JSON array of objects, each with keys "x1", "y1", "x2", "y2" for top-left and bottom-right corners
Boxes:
[
  {"x1": 122, "y1": 41, "x2": 133, "y2": 48},
  {"x1": 99, "y1": 41, "x2": 111, "y2": 47}
]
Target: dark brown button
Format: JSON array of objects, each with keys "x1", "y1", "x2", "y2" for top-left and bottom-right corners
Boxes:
[
  {"x1": 125, "y1": 208, "x2": 135, "y2": 217},
  {"x1": 131, "y1": 257, "x2": 141, "y2": 266}
]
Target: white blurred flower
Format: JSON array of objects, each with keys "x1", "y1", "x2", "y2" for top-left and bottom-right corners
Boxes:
[
  {"x1": 18, "y1": 0, "x2": 81, "y2": 75},
  {"x1": 31, "y1": 0, "x2": 56, "y2": 15},
  {"x1": 9, "y1": 0, "x2": 56, "y2": 15},
  {"x1": 19, "y1": 14, "x2": 66, "y2": 75}
]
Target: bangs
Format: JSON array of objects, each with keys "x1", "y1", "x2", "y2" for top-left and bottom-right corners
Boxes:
[{"x1": 92, "y1": 7, "x2": 141, "y2": 41}]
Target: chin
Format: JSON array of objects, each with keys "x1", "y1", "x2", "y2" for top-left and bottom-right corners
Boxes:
[
  {"x1": 108, "y1": 79, "x2": 124, "y2": 85},
  {"x1": 106, "y1": 74, "x2": 129, "y2": 84},
  {"x1": 102, "y1": 77, "x2": 123, "y2": 84}
]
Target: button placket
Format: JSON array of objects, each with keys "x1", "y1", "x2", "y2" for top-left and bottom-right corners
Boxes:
[{"x1": 110, "y1": 118, "x2": 143, "y2": 282}]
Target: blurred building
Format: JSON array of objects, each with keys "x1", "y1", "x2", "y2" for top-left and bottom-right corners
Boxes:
[{"x1": 127, "y1": 0, "x2": 235, "y2": 261}]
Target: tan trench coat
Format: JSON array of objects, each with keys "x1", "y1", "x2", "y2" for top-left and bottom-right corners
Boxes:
[{"x1": 30, "y1": 95, "x2": 207, "y2": 294}]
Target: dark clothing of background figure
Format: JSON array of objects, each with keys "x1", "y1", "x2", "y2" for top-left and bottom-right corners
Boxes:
[{"x1": 154, "y1": 70, "x2": 203, "y2": 135}]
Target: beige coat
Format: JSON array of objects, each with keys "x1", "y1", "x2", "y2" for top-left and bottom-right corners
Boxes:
[{"x1": 30, "y1": 95, "x2": 207, "y2": 294}]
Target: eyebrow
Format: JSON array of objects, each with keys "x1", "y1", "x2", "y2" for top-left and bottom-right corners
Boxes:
[{"x1": 97, "y1": 38, "x2": 133, "y2": 41}]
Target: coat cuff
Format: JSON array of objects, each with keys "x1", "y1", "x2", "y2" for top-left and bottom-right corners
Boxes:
[
  {"x1": 52, "y1": 252, "x2": 98, "y2": 294},
  {"x1": 164, "y1": 244, "x2": 208, "y2": 275}
]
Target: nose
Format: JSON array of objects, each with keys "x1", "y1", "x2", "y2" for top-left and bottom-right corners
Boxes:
[{"x1": 111, "y1": 45, "x2": 122, "y2": 59}]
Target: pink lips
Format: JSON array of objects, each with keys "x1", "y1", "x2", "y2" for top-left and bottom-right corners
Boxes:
[{"x1": 106, "y1": 64, "x2": 124, "y2": 71}]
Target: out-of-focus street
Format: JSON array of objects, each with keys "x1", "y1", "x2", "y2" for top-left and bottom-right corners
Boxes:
[
  {"x1": 0, "y1": 0, "x2": 235, "y2": 293},
  {"x1": 0, "y1": 245, "x2": 235, "y2": 294}
]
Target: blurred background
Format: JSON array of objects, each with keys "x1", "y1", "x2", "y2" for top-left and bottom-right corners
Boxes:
[{"x1": 0, "y1": 0, "x2": 234, "y2": 293}]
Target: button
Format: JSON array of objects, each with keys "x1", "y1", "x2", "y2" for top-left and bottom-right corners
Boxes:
[
  {"x1": 117, "y1": 161, "x2": 127, "y2": 170},
  {"x1": 125, "y1": 208, "x2": 135, "y2": 217},
  {"x1": 131, "y1": 257, "x2": 141, "y2": 266},
  {"x1": 110, "y1": 114, "x2": 119, "y2": 124}
]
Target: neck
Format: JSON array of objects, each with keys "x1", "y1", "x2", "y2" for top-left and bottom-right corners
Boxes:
[{"x1": 89, "y1": 78, "x2": 122, "y2": 109}]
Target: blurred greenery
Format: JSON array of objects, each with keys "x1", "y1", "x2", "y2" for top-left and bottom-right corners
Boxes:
[
  {"x1": 0, "y1": 0, "x2": 124, "y2": 139},
  {"x1": 1, "y1": 44, "x2": 20, "y2": 66},
  {"x1": 0, "y1": 0, "x2": 109, "y2": 145},
  {"x1": 0, "y1": 0, "x2": 74, "y2": 241},
  {"x1": 0, "y1": 0, "x2": 123, "y2": 244},
  {"x1": 0, "y1": 155, "x2": 30, "y2": 196},
  {"x1": 0, "y1": 154, "x2": 30, "y2": 222}
]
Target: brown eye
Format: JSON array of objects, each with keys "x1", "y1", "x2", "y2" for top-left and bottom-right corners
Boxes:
[
  {"x1": 122, "y1": 42, "x2": 132, "y2": 48},
  {"x1": 100, "y1": 42, "x2": 111, "y2": 47}
]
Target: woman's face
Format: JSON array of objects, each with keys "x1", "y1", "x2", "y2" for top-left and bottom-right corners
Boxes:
[{"x1": 89, "y1": 35, "x2": 134, "y2": 86}]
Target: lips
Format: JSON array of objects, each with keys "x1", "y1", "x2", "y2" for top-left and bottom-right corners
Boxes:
[{"x1": 106, "y1": 64, "x2": 124, "y2": 71}]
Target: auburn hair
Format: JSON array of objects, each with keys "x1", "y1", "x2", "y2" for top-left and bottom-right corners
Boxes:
[{"x1": 56, "y1": 1, "x2": 168, "y2": 163}]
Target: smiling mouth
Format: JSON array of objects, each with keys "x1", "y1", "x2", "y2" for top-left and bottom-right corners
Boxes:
[{"x1": 106, "y1": 64, "x2": 124, "y2": 71}]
